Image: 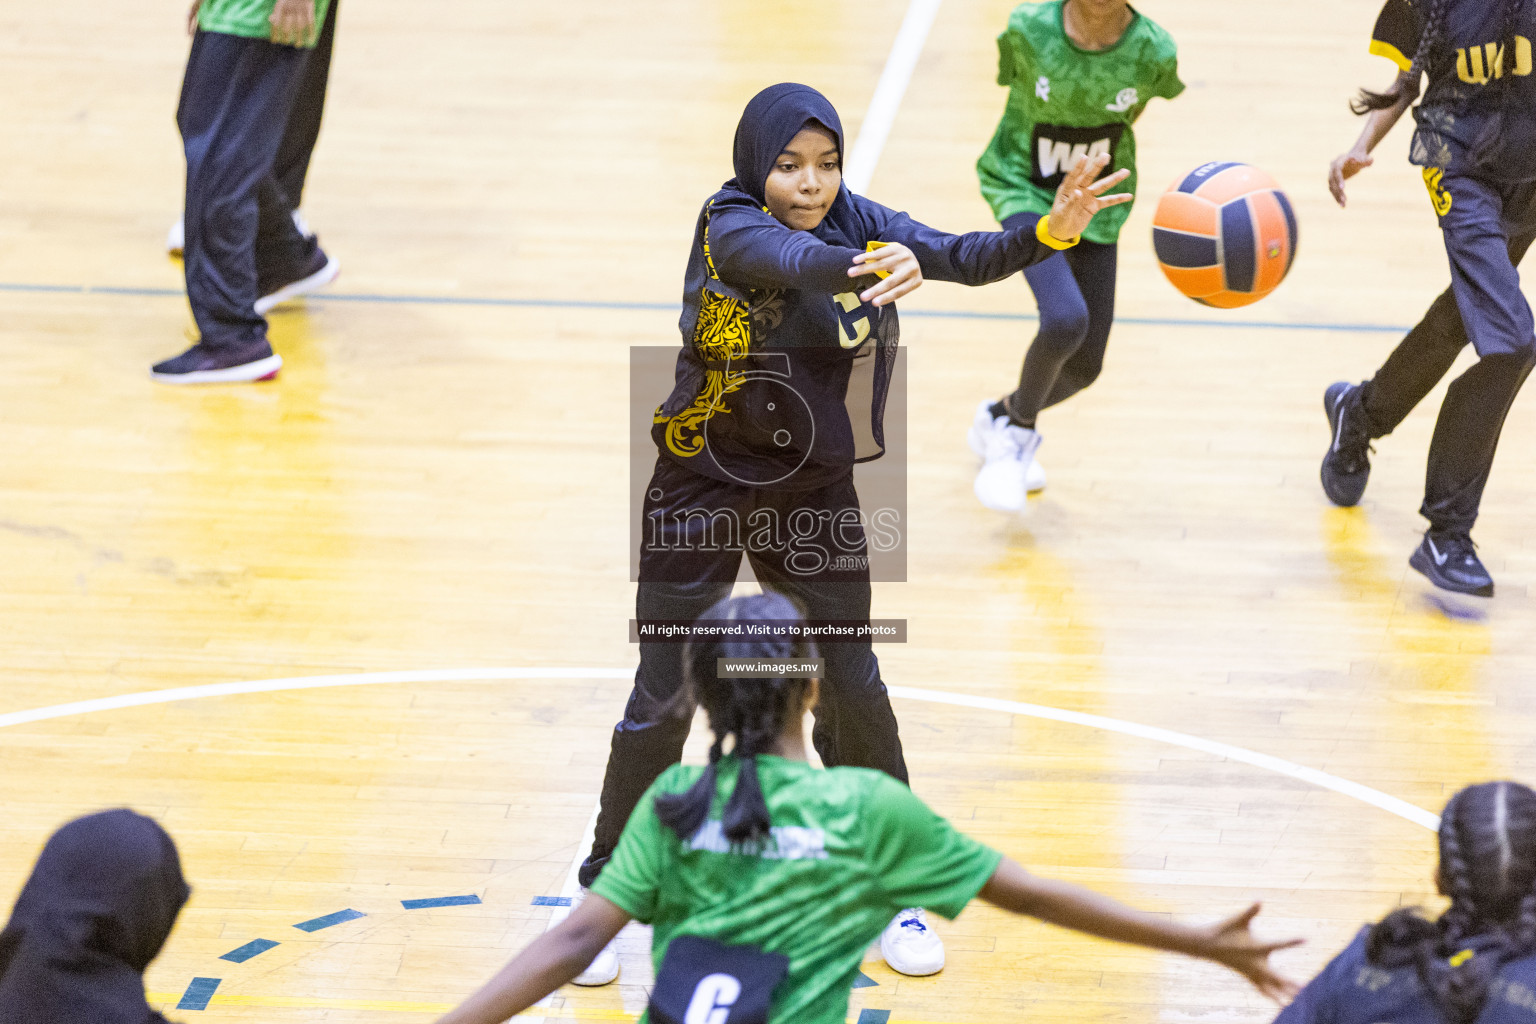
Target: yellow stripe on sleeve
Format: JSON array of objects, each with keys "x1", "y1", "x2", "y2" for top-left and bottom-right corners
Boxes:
[{"x1": 1369, "y1": 38, "x2": 1413, "y2": 72}]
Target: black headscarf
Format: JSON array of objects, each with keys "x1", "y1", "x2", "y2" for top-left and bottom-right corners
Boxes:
[
  {"x1": 725, "y1": 82, "x2": 866, "y2": 245},
  {"x1": 0, "y1": 810, "x2": 189, "y2": 1024},
  {"x1": 730, "y1": 83, "x2": 844, "y2": 203}
]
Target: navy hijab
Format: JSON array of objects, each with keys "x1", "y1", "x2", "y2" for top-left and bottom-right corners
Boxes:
[
  {"x1": 722, "y1": 83, "x2": 862, "y2": 244},
  {"x1": 0, "y1": 810, "x2": 189, "y2": 1024}
]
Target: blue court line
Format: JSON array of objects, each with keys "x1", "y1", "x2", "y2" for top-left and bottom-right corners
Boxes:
[
  {"x1": 402, "y1": 894, "x2": 482, "y2": 909},
  {"x1": 857, "y1": 1010, "x2": 892, "y2": 1024},
  {"x1": 0, "y1": 280, "x2": 1413, "y2": 335},
  {"x1": 219, "y1": 938, "x2": 280, "y2": 963},
  {"x1": 530, "y1": 895, "x2": 573, "y2": 907},
  {"x1": 176, "y1": 977, "x2": 221, "y2": 1011},
  {"x1": 293, "y1": 908, "x2": 366, "y2": 932},
  {"x1": 853, "y1": 970, "x2": 878, "y2": 989}
]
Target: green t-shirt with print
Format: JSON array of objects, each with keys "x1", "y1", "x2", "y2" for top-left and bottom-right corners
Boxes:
[
  {"x1": 198, "y1": 0, "x2": 333, "y2": 47},
  {"x1": 590, "y1": 756, "x2": 1003, "y2": 1024},
  {"x1": 977, "y1": 1, "x2": 1184, "y2": 244}
]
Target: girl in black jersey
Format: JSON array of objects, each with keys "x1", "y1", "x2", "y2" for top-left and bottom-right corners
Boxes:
[
  {"x1": 575, "y1": 83, "x2": 1132, "y2": 983},
  {"x1": 1278, "y1": 782, "x2": 1536, "y2": 1024},
  {"x1": 1322, "y1": 0, "x2": 1536, "y2": 598}
]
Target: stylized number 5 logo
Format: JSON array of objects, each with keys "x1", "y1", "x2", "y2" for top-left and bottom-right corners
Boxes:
[
  {"x1": 704, "y1": 351, "x2": 816, "y2": 487},
  {"x1": 684, "y1": 972, "x2": 742, "y2": 1024}
]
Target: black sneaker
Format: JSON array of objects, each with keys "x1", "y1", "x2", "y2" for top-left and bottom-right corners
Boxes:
[
  {"x1": 1321, "y1": 381, "x2": 1374, "y2": 506},
  {"x1": 151, "y1": 340, "x2": 282, "y2": 385},
  {"x1": 255, "y1": 248, "x2": 339, "y2": 315},
  {"x1": 1409, "y1": 530, "x2": 1494, "y2": 597}
]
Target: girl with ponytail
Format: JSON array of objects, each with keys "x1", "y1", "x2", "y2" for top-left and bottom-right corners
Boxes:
[
  {"x1": 1277, "y1": 782, "x2": 1536, "y2": 1024},
  {"x1": 1320, "y1": 0, "x2": 1536, "y2": 598},
  {"x1": 436, "y1": 595, "x2": 1300, "y2": 1024}
]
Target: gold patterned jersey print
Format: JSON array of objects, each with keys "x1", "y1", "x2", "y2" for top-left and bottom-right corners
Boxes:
[{"x1": 656, "y1": 202, "x2": 753, "y2": 459}]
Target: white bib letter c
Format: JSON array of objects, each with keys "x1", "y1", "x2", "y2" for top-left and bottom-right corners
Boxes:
[{"x1": 684, "y1": 973, "x2": 742, "y2": 1024}]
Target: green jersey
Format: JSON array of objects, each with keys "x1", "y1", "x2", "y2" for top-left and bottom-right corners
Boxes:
[
  {"x1": 977, "y1": 1, "x2": 1184, "y2": 244},
  {"x1": 198, "y1": 0, "x2": 333, "y2": 47},
  {"x1": 590, "y1": 756, "x2": 1002, "y2": 1024}
]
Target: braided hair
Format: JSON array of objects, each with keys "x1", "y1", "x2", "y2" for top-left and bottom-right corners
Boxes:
[
  {"x1": 1353, "y1": 0, "x2": 1449, "y2": 113},
  {"x1": 653, "y1": 592, "x2": 819, "y2": 846},
  {"x1": 1366, "y1": 782, "x2": 1536, "y2": 1024}
]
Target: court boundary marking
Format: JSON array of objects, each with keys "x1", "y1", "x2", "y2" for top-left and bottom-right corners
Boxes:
[
  {"x1": 11, "y1": 667, "x2": 1439, "y2": 1019},
  {"x1": 842, "y1": 0, "x2": 945, "y2": 194},
  {"x1": 0, "y1": 667, "x2": 1439, "y2": 831},
  {"x1": 0, "y1": 281, "x2": 1414, "y2": 335}
]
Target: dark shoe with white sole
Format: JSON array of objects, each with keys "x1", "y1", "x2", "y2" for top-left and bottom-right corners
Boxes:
[
  {"x1": 1409, "y1": 530, "x2": 1494, "y2": 597},
  {"x1": 151, "y1": 340, "x2": 282, "y2": 384},
  {"x1": 1321, "y1": 381, "x2": 1374, "y2": 506}
]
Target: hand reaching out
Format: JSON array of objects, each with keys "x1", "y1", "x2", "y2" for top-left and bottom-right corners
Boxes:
[
  {"x1": 1045, "y1": 152, "x2": 1132, "y2": 243},
  {"x1": 1329, "y1": 148, "x2": 1374, "y2": 207},
  {"x1": 1197, "y1": 903, "x2": 1304, "y2": 1004},
  {"x1": 269, "y1": 0, "x2": 315, "y2": 46},
  {"x1": 849, "y1": 241, "x2": 922, "y2": 307}
]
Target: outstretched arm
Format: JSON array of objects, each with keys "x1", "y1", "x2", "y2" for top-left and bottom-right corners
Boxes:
[
  {"x1": 1330, "y1": 72, "x2": 1414, "y2": 207},
  {"x1": 435, "y1": 895, "x2": 632, "y2": 1024},
  {"x1": 853, "y1": 152, "x2": 1132, "y2": 290},
  {"x1": 979, "y1": 858, "x2": 1301, "y2": 1003}
]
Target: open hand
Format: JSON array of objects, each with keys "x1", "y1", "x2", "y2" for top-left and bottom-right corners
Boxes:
[
  {"x1": 1199, "y1": 903, "x2": 1303, "y2": 1004},
  {"x1": 850, "y1": 241, "x2": 922, "y2": 307},
  {"x1": 1329, "y1": 148, "x2": 1373, "y2": 207},
  {"x1": 1045, "y1": 152, "x2": 1132, "y2": 243},
  {"x1": 269, "y1": 0, "x2": 315, "y2": 45}
]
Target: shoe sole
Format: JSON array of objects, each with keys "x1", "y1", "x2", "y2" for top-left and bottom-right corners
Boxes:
[
  {"x1": 881, "y1": 944, "x2": 944, "y2": 976},
  {"x1": 571, "y1": 959, "x2": 619, "y2": 986},
  {"x1": 151, "y1": 354, "x2": 283, "y2": 385},
  {"x1": 254, "y1": 256, "x2": 340, "y2": 315},
  {"x1": 1408, "y1": 547, "x2": 1494, "y2": 598}
]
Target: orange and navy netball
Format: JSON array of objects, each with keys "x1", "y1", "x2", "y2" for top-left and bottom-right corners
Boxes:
[{"x1": 1152, "y1": 162, "x2": 1297, "y2": 308}]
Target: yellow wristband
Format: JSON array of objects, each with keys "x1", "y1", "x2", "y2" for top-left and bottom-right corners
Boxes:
[
  {"x1": 1036, "y1": 216, "x2": 1079, "y2": 250},
  {"x1": 863, "y1": 240, "x2": 892, "y2": 279}
]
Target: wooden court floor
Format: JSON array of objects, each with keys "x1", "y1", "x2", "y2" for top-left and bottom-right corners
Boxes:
[{"x1": 2, "y1": 0, "x2": 1534, "y2": 1021}]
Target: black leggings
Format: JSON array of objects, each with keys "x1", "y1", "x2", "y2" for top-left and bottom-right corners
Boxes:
[
  {"x1": 1000, "y1": 212, "x2": 1119, "y2": 425},
  {"x1": 1359, "y1": 175, "x2": 1536, "y2": 534}
]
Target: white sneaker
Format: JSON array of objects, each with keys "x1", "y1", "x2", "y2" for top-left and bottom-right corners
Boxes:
[
  {"x1": 254, "y1": 254, "x2": 340, "y2": 315},
  {"x1": 570, "y1": 889, "x2": 619, "y2": 986},
  {"x1": 167, "y1": 210, "x2": 311, "y2": 257},
  {"x1": 881, "y1": 908, "x2": 944, "y2": 976},
  {"x1": 970, "y1": 400, "x2": 1045, "y2": 511}
]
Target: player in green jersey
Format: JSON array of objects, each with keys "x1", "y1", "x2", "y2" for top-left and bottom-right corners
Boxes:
[
  {"x1": 969, "y1": 0, "x2": 1183, "y2": 510},
  {"x1": 433, "y1": 594, "x2": 1300, "y2": 1024}
]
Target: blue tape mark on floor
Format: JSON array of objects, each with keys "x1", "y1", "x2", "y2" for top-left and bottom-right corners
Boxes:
[
  {"x1": 856, "y1": 1010, "x2": 891, "y2": 1024},
  {"x1": 852, "y1": 970, "x2": 878, "y2": 989},
  {"x1": 402, "y1": 894, "x2": 482, "y2": 909},
  {"x1": 293, "y1": 908, "x2": 366, "y2": 932},
  {"x1": 0, "y1": 280, "x2": 1414, "y2": 335},
  {"x1": 531, "y1": 895, "x2": 573, "y2": 907},
  {"x1": 219, "y1": 938, "x2": 279, "y2": 963},
  {"x1": 176, "y1": 977, "x2": 221, "y2": 1011}
]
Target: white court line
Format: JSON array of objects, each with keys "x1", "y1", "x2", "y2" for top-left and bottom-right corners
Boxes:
[
  {"x1": 0, "y1": 667, "x2": 1438, "y2": 830},
  {"x1": 842, "y1": 0, "x2": 946, "y2": 194}
]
